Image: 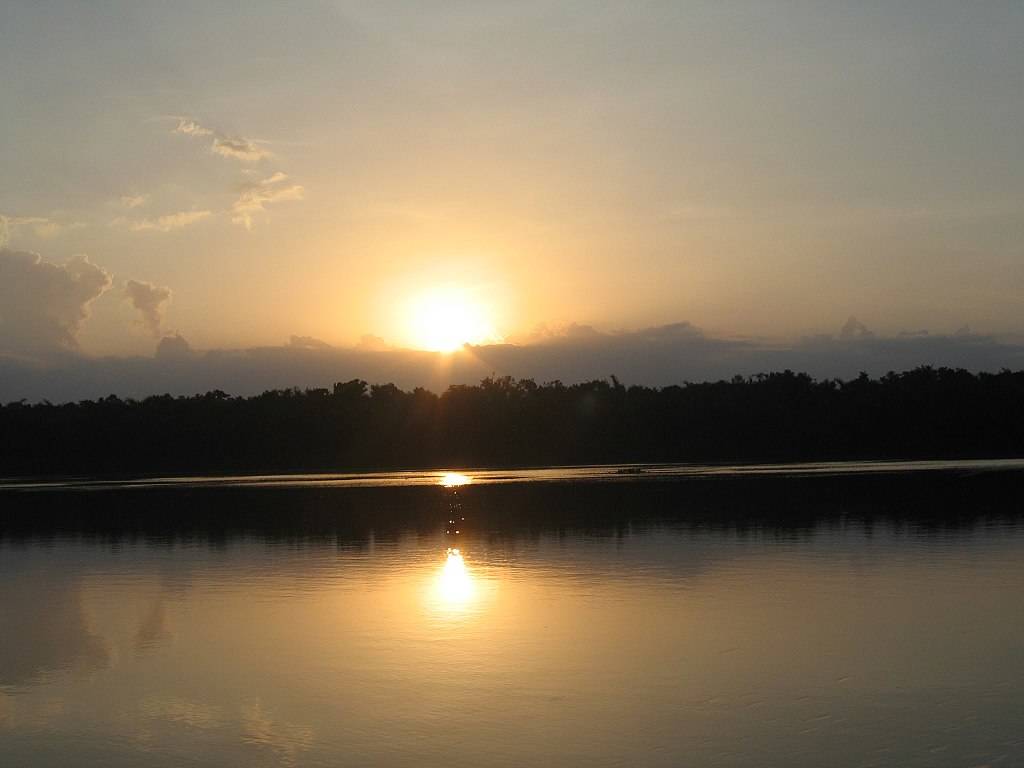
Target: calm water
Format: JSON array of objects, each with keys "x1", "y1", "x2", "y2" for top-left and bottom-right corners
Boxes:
[{"x1": 2, "y1": 466, "x2": 1024, "y2": 767}]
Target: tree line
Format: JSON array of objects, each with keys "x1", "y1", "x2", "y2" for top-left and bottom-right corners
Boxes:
[{"x1": 2, "y1": 366, "x2": 1024, "y2": 476}]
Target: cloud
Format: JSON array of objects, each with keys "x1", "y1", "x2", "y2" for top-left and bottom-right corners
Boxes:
[
  {"x1": 119, "y1": 210, "x2": 212, "y2": 233},
  {"x1": 288, "y1": 335, "x2": 333, "y2": 350},
  {"x1": 155, "y1": 333, "x2": 194, "y2": 360},
  {"x1": 231, "y1": 172, "x2": 304, "y2": 229},
  {"x1": 356, "y1": 334, "x2": 391, "y2": 351},
  {"x1": 174, "y1": 118, "x2": 271, "y2": 163},
  {"x1": 29, "y1": 219, "x2": 65, "y2": 239},
  {"x1": 211, "y1": 135, "x2": 271, "y2": 162},
  {"x1": 839, "y1": 316, "x2": 874, "y2": 340},
  {"x1": 173, "y1": 118, "x2": 213, "y2": 138},
  {"x1": 0, "y1": 213, "x2": 77, "y2": 240},
  {"x1": 120, "y1": 194, "x2": 149, "y2": 209},
  {"x1": 125, "y1": 280, "x2": 172, "y2": 337},
  {"x1": 0, "y1": 249, "x2": 112, "y2": 358}
]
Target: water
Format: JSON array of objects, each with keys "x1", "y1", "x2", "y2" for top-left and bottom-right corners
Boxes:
[
  {"x1": 6, "y1": 457, "x2": 1024, "y2": 491},
  {"x1": 2, "y1": 465, "x2": 1023, "y2": 766}
]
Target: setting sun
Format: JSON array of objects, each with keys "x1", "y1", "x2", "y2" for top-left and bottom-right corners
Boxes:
[{"x1": 407, "y1": 287, "x2": 497, "y2": 353}]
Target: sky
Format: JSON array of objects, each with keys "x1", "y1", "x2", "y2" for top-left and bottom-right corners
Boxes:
[{"x1": 2, "y1": 1, "x2": 1023, "y2": 399}]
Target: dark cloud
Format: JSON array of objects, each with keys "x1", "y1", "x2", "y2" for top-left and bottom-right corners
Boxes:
[
  {"x1": 155, "y1": 333, "x2": 194, "y2": 360},
  {"x1": 0, "y1": 248, "x2": 112, "y2": 359},
  {"x1": 3, "y1": 321, "x2": 1024, "y2": 403},
  {"x1": 839, "y1": 316, "x2": 874, "y2": 340},
  {"x1": 288, "y1": 335, "x2": 332, "y2": 350}
]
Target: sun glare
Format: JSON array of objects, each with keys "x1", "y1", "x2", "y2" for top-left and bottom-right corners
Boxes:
[
  {"x1": 440, "y1": 472, "x2": 471, "y2": 488},
  {"x1": 436, "y1": 548, "x2": 475, "y2": 607},
  {"x1": 407, "y1": 287, "x2": 497, "y2": 353}
]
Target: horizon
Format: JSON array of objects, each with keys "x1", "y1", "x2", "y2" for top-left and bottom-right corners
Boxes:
[{"x1": 4, "y1": 318, "x2": 1024, "y2": 403}]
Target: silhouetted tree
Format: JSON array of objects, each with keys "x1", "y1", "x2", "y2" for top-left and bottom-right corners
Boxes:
[{"x1": 2, "y1": 366, "x2": 1023, "y2": 476}]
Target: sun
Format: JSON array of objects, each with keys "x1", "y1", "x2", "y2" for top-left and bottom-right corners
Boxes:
[{"x1": 407, "y1": 287, "x2": 497, "y2": 353}]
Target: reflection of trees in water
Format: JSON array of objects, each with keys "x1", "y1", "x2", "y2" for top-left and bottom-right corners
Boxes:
[
  {"x1": 0, "y1": 573, "x2": 109, "y2": 687},
  {"x1": 4, "y1": 468, "x2": 1023, "y2": 546}
]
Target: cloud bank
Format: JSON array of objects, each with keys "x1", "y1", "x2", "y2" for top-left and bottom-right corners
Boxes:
[{"x1": 3, "y1": 318, "x2": 1024, "y2": 403}]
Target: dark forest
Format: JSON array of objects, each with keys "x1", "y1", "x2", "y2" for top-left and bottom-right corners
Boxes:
[{"x1": 3, "y1": 366, "x2": 1024, "y2": 477}]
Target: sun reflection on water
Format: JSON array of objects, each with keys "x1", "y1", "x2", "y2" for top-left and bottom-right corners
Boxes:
[
  {"x1": 435, "y1": 548, "x2": 475, "y2": 609},
  {"x1": 439, "y1": 472, "x2": 471, "y2": 488}
]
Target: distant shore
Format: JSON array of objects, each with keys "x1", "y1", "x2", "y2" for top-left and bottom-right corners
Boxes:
[{"x1": 4, "y1": 367, "x2": 1024, "y2": 478}]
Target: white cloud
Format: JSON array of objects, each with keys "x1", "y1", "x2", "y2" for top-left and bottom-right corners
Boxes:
[
  {"x1": 211, "y1": 135, "x2": 271, "y2": 162},
  {"x1": 119, "y1": 210, "x2": 213, "y2": 233},
  {"x1": 174, "y1": 118, "x2": 271, "y2": 163},
  {"x1": 125, "y1": 280, "x2": 172, "y2": 337},
  {"x1": 231, "y1": 172, "x2": 304, "y2": 229},
  {"x1": 173, "y1": 118, "x2": 213, "y2": 138},
  {"x1": 0, "y1": 249, "x2": 112, "y2": 357},
  {"x1": 29, "y1": 220, "x2": 65, "y2": 239},
  {"x1": 120, "y1": 194, "x2": 149, "y2": 209},
  {"x1": 0, "y1": 213, "x2": 77, "y2": 240}
]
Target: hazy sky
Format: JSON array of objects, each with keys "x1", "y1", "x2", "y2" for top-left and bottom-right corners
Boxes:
[{"x1": 2, "y1": 1, "x2": 1023, "y2": 392}]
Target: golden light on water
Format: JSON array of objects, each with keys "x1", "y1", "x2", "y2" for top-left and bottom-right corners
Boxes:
[
  {"x1": 440, "y1": 472, "x2": 471, "y2": 488},
  {"x1": 435, "y1": 548, "x2": 475, "y2": 608},
  {"x1": 406, "y1": 287, "x2": 497, "y2": 353}
]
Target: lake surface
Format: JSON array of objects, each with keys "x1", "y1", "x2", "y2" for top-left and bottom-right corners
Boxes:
[{"x1": 2, "y1": 464, "x2": 1023, "y2": 767}]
